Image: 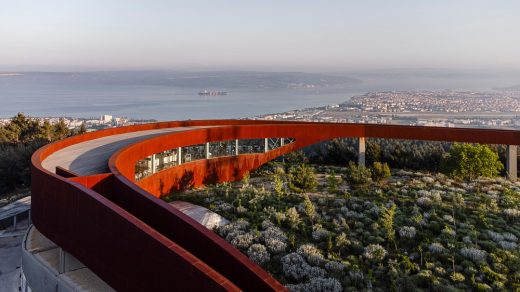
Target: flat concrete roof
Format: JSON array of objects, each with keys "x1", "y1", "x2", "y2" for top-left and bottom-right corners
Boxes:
[{"x1": 170, "y1": 201, "x2": 229, "y2": 230}]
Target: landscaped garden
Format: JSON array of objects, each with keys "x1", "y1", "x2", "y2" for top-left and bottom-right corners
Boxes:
[{"x1": 165, "y1": 143, "x2": 520, "y2": 291}]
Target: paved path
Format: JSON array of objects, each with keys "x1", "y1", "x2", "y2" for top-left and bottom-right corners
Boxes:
[
  {"x1": 0, "y1": 222, "x2": 29, "y2": 292},
  {"x1": 42, "y1": 127, "x2": 198, "y2": 176}
]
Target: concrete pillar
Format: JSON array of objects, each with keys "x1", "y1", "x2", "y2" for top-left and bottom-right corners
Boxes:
[
  {"x1": 151, "y1": 154, "x2": 157, "y2": 174},
  {"x1": 506, "y1": 145, "x2": 517, "y2": 180},
  {"x1": 235, "y1": 139, "x2": 239, "y2": 155},
  {"x1": 205, "y1": 142, "x2": 211, "y2": 159},
  {"x1": 59, "y1": 249, "x2": 84, "y2": 274},
  {"x1": 281, "y1": 138, "x2": 284, "y2": 147},
  {"x1": 177, "y1": 147, "x2": 182, "y2": 165},
  {"x1": 264, "y1": 138, "x2": 269, "y2": 153},
  {"x1": 358, "y1": 137, "x2": 366, "y2": 166}
]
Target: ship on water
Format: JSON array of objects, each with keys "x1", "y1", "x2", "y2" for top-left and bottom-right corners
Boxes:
[{"x1": 198, "y1": 90, "x2": 228, "y2": 96}]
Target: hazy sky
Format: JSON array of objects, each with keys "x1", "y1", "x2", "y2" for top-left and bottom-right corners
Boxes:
[{"x1": 1, "y1": 0, "x2": 519, "y2": 71}]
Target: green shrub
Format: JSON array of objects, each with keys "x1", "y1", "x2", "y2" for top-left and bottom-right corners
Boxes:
[
  {"x1": 327, "y1": 171, "x2": 341, "y2": 194},
  {"x1": 345, "y1": 161, "x2": 371, "y2": 185},
  {"x1": 288, "y1": 164, "x2": 318, "y2": 193},
  {"x1": 372, "y1": 162, "x2": 391, "y2": 182}
]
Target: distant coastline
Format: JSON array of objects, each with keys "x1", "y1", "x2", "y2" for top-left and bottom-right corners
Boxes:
[
  {"x1": 0, "y1": 73, "x2": 23, "y2": 77},
  {"x1": 494, "y1": 84, "x2": 520, "y2": 91}
]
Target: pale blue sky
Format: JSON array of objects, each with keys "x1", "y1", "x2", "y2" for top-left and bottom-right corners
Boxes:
[{"x1": 1, "y1": 0, "x2": 519, "y2": 71}]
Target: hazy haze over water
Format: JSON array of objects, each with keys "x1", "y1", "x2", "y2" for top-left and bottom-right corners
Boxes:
[{"x1": 1, "y1": 70, "x2": 519, "y2": 120}]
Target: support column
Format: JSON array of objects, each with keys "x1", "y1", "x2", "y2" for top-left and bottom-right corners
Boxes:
[
  {"x1": 205, "y1": 142, "x2": 211, "y2": 159},
  {"x1": 280, "y1": 138, "x2": 284, "y2": 147},
  {"x1": 151, "y1": 154, "x2": 157, "y2": 174},
  {"x1": 235, "y1": 139, "x2": 239, "y2": 155},
  {"x1": 264, "y1": 138, "x2": 269, "y2": 153},
  {"x1": 506, "y1": 145, "x2": 517, "y2": 180},
  {"x1": 358, "y1": 137, "x2": 366, "y2": 166},
  {"x1": 177, "y1": 147, "x2": 182, "y2": 165}
]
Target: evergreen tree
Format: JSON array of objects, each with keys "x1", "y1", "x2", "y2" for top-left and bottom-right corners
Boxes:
[{"x1": 52, "y1": 118, "x2": 69, "y2": 140}]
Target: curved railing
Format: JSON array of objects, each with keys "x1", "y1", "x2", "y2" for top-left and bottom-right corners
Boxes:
[{"x1": 31, "y1": 120, "x2": 520, "y2": 291}]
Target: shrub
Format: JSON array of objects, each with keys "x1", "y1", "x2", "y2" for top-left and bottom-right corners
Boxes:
[
  {"x1": 372, "y1": 162, "x2": 391, "y2": 182},
  {"x1": 399, "y1": 226, "x2": 417, "y2": 239},
  {"x1": 288, "y1": 164, "x2": 318, "y2": 193},
  {"x1": 297, "y1": 244, "x2": 324, "y2": 266},
  {"x1": 302, "y1": 195, "x2": 316, "y2": 221},
  {"x1": 247, "y1": 244, "x2": 270, "y2": 265},
  {"x1": 451, "y1": 272, "x2": 465, "y2": 283},
  {"x1": 363, "y1": 244, "x2": 387, "y2": 262},
  {"x1": 345, "y1": 161, "x2": 371, "y2": 185},
  {"x1": 281, "y1": 253, "x2": 326, "y2": 281},
  {"x1": 285, "y1": 207, "x2": 301, "y2": 228},
  {"x1": 272, "y1": 174, "x2": 284, "y2": 197},
  {"x1": 460, "y1": 247, "x2": 487, "y2": 263},
  {"x1": 327, "y1": 171, "x2": 341, "y2": 194},
  {"x1": 286, "y1": 277, "x2": 342, "y2": 292}
]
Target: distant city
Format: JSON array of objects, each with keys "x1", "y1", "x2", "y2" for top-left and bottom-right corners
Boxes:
[
  {"x1": 256, "y1": 90, "x2": 520, "y2": 129},
  {"x1": 0, "y1": 114, "x2": 156, "y2": 131}
]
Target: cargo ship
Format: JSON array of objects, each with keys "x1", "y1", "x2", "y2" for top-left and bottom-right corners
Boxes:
[{"x1": 198, "y1": 90, "x2": 228, "y2": 96}]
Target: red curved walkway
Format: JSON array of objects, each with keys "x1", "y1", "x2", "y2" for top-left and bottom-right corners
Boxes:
[{"x1": 31, "y1": 120, "x2": 520, "y2": 291}]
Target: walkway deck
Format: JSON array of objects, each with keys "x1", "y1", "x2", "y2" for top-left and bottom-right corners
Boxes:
[{"x1": 42, "y1": 127, "x2": 197, "y2": 176}]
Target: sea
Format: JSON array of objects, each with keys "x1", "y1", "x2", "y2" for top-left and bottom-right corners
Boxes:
[{"x1": 0, "y1": 71, "x2": 518, "y2": 121}]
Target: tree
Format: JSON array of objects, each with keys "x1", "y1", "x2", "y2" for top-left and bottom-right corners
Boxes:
[
  {"x1": 380, "y1": 203, "x2": 397, "y2": 250},
  {"x1": 366, "y1": 140, "x2": 381, "y2": 164},
  {"x1": 327, "y1": 171, "x2": 340, "y2": 194},
  {"x1": 78, "y1": 122, "x2": 87, "y2": 134},
  {"x1": 288, "y1": 164, "x2": 318, "y2": 193},
  {"x1": 52, "y1": 118, "x2": 69, "y2": 140},
  {"x1": 441, "y1": 143, "x2": 503, "y2": 180},
  {"x1": 272, "y1": 174, "x2": 284, "y2": 197},
  {"x1": 40, "y1": 120, "x2": 54, "y2": 141},
  {"x1": 0, "y1": 113, "x2": 76, "y2": 196},
  {"x1": 372, "y1": 162, "x2": 391, "y2": 183},
  {"x1": 302, "y1": 194, "x2": 316, "y2": 222}
]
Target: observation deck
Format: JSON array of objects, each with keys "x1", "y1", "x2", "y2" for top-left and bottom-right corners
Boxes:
[{"x1": 28, "y1": 120, "x2": 519, "y2": 291}]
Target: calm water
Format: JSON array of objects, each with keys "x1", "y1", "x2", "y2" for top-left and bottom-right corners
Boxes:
[{"x1": 0, "y1": 72, "x2": 517, "y2": 120}]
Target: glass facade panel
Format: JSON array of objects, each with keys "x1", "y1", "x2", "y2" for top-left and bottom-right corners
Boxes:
[
  {"x1": 182, "y1": 144, "x2": 205, "y2": 163},
  {"x1": 134, "y1": 138, "x2": 296, "y2": 180}
]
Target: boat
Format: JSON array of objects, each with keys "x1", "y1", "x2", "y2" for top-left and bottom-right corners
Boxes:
[{"x1": 198, "y1": 90, "x2": 228, "y2": 96}]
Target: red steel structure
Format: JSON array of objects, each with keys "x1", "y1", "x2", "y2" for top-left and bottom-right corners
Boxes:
[{"x1": 31, "y1": 120, "x2": 520, "y2": 291}]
